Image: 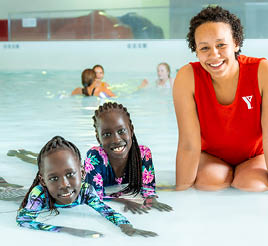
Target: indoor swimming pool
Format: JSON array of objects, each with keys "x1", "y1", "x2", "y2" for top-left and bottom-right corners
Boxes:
[{"x1": 1, "y1": 40, "x2": 268, "y2": 246}]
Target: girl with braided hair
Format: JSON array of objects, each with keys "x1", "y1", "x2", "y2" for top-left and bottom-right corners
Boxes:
[
  {"x1": 84, "y1": 102, "x2": 172, "y2": 214},
  {"x1": 16, "y1": 136, "x2": 157, "y2": 237}
]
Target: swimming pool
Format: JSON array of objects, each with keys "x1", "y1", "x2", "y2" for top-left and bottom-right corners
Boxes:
[{"x1": 1, "y1": 40, "x2": 268, "y2": 246}]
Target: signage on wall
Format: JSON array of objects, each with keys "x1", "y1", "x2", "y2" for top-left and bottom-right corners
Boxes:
[
  {"x1": 22, "y1": 18, "x2": 37, "y2": 28},
  {"x1": 127, "y1": 43, "x2": 147, "y2": 49}
]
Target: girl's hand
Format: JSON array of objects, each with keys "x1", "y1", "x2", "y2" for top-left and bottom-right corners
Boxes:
[
  {"x1": 123, "y1": 200, "x2": 150, "y2": 214},
  {"x1": 144, "y1": 198, "x2": 173, "y2": 212},
  {"x1": 119, "y1": 224, "x2": 158, "y2": 237},
  {"x1": 60, "y1": 227, "x2": 103, "y2": 238}
]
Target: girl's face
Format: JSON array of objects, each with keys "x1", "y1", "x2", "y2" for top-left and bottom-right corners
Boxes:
[
  {"x1": 96, "y1": 111, "x2": 133, "y2": 161},
  {"x1": 39, "y1": 150, "x2": 82, "y2": 205},
  {"x1": 195, "y1": 22, "x2": 239, "y2": 80},
  {"x1": 94, "y1": 67, "x2": 104, "y2": 81},
  {"x1": 157, "y1": 64, "x2": 169, "y2": 81}
]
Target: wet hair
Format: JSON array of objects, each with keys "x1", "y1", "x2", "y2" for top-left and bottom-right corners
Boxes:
[
  {"x1": 93, "y1": 64, "x2": 104, "y2": 73},
  {"x1": 81, "y1": 69, "x2": 96, "y2": 96},
  {"x1": 19, "y1": 136, "x2": 81, "y2": 215},
  {"x1": 158, "y1": 62, "x2": 171, "y2": 78},
  {"x1": 187, "y1": 5, "x2": 244, "y2": 58},
  {"x1": 92, "y1": 102, "x2": 142, "y2": 196}
]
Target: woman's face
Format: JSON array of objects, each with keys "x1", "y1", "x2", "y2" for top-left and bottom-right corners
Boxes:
[
  {"x1": 157, "y1": 64, "x2": 169, "y2": 81},
  {"x1": 94, "y1": 67, "x2": 104, "y2": 81},
  {"x1": 194, "y1": 22, "x2": 239, "y2": 80}
]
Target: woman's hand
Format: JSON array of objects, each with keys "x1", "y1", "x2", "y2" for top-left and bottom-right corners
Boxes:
[
  {"x1": 60, "y1": 227, "x2": 103, "y2": 238},
  {"x1": 143, "y1": 197, "x2": 173, "y2": 212},
  {"x1": 119, "y1": 224, "x2": 158, "y2": 237}
]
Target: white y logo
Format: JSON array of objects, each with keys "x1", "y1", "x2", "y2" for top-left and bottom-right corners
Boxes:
[{"x1": 242, "y1": 96, "x2": 253, "y2": 109}]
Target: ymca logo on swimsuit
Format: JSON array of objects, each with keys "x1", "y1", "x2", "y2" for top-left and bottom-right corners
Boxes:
[{"x1": 242, "y1": 96, "x2": 253, "y2": 109}]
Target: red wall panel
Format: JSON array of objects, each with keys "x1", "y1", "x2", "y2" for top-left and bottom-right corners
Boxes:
[{"x1": 0, "y1": 20, "x2": 8, "y2": 41}]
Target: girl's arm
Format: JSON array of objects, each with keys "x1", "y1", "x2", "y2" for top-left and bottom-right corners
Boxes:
[
  {"x1": 17, "y1": 186, "x2": 103, "y2": 238},
  {"x1": 84, "y1": 150, "x2": 107, "y2": 200},
  {"x1": 173, "y1": 64, "x2": 201, "y2": 190},
  {"x1": 85, "y1": 184, "x2": 130, "y2": 226},
  {"x1": 140, "y1": 146, "x2": 172, "y2": 212},
  {"x1": 16, "y1": 186, "x2": 62, "y2": 232},
  {"x1": 140, "y1": 146, "x2": 157, "y2": 198},
  {"x1": 84, "y1": 184, "x2": 157, "y2": 237}
]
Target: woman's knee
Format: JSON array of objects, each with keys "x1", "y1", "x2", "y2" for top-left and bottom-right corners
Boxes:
[
  {"x1": 232, "y1": 168, "x2": 268, "y2": 192},
  {"x1": 231, "y1": 155, "x2": 268, "y2": 192},
  {"x1": 194, "y1": 163, "x2": 233, "y2": 191},
  {"x1": 194, "y1": 174, "x2": 233, "y2": 191}
]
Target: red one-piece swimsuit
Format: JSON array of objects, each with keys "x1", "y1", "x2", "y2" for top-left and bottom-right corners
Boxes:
[{"x1": 191, "y1": 55, "x2": 265, "y2": 165}]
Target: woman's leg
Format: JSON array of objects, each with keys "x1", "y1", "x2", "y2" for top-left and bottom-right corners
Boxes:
[
  {"x1": 194, "y1": 152, "x2": 234, "y2": 191},
  {"x1": 231, "y1": 154, "x2": 268, "y2": 192}
]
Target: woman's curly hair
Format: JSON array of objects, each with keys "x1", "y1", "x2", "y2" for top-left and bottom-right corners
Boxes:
[{"x1": 187, "y1": 5, "x2": 244, "y2": 58}]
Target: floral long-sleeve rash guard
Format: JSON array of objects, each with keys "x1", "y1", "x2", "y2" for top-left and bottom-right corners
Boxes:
[
  {"x1": 84, "y1": 145, "x2": 156, "y2": 200},
  {"x1": 16, "y1": 182, "x2": 130, "y2": 232}
]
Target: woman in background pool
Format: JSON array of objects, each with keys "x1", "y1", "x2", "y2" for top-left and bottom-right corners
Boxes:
[
  {"x1": 139, "y1": 63, "x2": 174, "y2": 89},
  {"x1": 72, "y1": 68, "x2": 115, "y2": 98},
  {"x1": 93, "y1": 64, "x2": 105, "y2": 82},
  {"x1": 173, "y1": 6, "x2": 268, "y2": 192}
]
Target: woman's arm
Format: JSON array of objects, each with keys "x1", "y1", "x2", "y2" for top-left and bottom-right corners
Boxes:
[
  {"x1": 71, "y1": 87, "x2": 82, "y2": 95},
  {"x1": 173, "y1": 64, "x2": 201, "y2": 190},
  {"x1": 259, "y1": 60, "x2": 268, "y2": 169},
  {"x1": 94, "y1": 86, "x2": 115, "y2": 97}
]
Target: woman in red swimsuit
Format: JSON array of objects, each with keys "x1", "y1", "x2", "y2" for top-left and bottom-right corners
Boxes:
[{"x1": 173, "y1": 6, "x2": 268, "y2": 192}]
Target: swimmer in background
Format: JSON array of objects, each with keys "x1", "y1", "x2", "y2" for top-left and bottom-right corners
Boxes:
[
  {"x1": 139, "y1": 63, "x2": 174, "y2": 89},
  {"x1": 71, "y1": 69, "x2": 115, "y2": 98},
  {"x1": 93, "y1": 64, "x2": 106, "y2": 83}
]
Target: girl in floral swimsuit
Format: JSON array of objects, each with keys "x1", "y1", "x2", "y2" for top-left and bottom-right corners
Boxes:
[
  {"x1": 84, "y1": 102, "x2": 172, "y2": 214},
  {"x1": 16, "y1": 136, "x2": 157, "y2": 237}
]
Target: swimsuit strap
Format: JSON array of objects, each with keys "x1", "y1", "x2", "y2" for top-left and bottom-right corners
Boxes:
[{"x1": 91, "y1": 87, "x2": 96, "y2": 96}]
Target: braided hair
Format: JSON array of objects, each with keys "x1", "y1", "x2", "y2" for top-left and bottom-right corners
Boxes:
[
  {"x1": 93, "y1": 102, "x2": 142, "y2": 196},
  {"x1": 19, "y1": 136, "x2": 81, "y2": 214}
]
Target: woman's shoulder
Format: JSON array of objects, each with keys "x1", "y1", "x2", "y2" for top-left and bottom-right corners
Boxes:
[
  {"x1": 173, "y1": 64, "x2": 195, "y2": 90},
  {"x1": 238, "y1": 55, "x2": 266, "y2": 65},
  {"x1": 71, "y1": 87, "x2": 82, "y2": 95},
  {"x1": 178, "y1": 63, "x2": 195, "y2": 75}
]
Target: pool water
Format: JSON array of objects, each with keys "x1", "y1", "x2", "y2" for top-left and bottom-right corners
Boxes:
[{"x1": 1, "y1": 69, "x2": 268, "y2": 246}]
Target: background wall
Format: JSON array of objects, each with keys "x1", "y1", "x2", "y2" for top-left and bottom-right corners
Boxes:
[
  {"x1": 0, "y1": 0, "x2": 169, "y2": 19},
  {"x1": 1, "y1": 39, "x2": 267, "y2": 72},
  {"x1": 1, "y1": 0, "x2": 170, "y2": 39}
]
